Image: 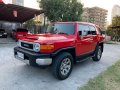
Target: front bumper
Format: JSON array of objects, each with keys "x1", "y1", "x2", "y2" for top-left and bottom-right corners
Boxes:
[{"x1": 14, "y1": 47, "x2": 52, "y2": 66}]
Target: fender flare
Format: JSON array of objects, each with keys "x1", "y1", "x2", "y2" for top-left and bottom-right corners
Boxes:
[{"x1": 51, "y1": 47, "x2": 75, "y2": 57}]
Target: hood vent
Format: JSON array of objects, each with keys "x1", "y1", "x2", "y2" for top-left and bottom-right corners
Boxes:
[{"x1": 26, "y1": 37, "x2": 38, "y2": 40}]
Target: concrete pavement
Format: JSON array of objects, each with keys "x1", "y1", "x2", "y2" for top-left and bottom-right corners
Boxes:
[{"x1": 0, "y1": 44, "x2": 120, "y2": 90}]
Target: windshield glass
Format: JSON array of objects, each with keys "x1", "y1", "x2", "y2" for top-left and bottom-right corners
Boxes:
[{"x1": 46, "y1": 23, "x2": 75, "y2": 35}]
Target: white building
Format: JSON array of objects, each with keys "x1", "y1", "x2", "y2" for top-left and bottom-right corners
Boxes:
[
  {"x1": 3, "y1": 0, "x2": 24, "y2": 6},
  {"x1": 112, "y1": 5, "x2": 120, "y2": 18},
  {"x1": 12, "y1": 0, "x2": 24, "y2": 6}
]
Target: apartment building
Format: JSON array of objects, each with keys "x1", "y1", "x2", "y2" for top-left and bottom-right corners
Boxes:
[
  {"x1": 82, "y1": 7, "x2": 108, "y2": 30},
  {"x1": 112, "y1": 5, "x2": 120, "y2": 18},
  {"x1": 3, "y1": 0, "x2": 24, "y2": 6}
]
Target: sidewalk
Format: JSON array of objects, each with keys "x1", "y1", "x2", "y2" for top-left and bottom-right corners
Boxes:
[{"x1": 0, "y1": 37, "x2": 15, "y2": 44}]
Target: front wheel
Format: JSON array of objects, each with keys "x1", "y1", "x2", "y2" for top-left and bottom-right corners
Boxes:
[
  {"x1": 52, "y1": 52, "x2": 73, "y2": 80},
  {"x1": 92, "y1": 46, "x2": 102, "y2": 61}
]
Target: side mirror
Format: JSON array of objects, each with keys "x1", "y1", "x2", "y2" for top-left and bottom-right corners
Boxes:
[{"x1": 78, "y1": 31, "x2": 82, "y2": 36}]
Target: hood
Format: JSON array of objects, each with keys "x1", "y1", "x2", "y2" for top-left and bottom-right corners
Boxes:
[{"x1": 21, "y1": 34, "x2": 76, "y2": 44}]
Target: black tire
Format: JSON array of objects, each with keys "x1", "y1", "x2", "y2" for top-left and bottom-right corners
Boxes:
[
  {"x1": 29, "y1": 60, "x2": 38, "y2": 67},
  {"x1": 92, "y1": 45, "x2": 102, "y2": 61},
  {"x1": 52, "y1": 52, "x2": 73, "y2": 80}
]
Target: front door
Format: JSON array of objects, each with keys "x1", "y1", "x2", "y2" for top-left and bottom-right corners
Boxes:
[{"x1": 76, "y1": 24, "x2": 93, "y2": 56}]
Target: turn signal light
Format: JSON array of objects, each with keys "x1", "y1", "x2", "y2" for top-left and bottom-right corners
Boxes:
[{"x1": 41, "y1": 44, "x2": 54, "y2": 50}]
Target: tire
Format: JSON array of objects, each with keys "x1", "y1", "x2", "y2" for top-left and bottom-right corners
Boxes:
[
  {"x1": 92, "y1": 45, "x2": 102, "y2": 61},
  {"x1": 29, "y1": 60, "x2": 38, "y2": 67},
  {"x1": 52, "y1": 52, "x2": 73, "y2": 80}
]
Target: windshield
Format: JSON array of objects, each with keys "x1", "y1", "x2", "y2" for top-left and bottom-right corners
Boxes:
[{"x1": 46, "y1": 23, "x2": 75, "y2": 35}]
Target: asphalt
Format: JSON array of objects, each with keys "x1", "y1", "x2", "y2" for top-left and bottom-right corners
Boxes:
[{"x1": 0, "y1": 43, "x2": 120, "y2": 90}]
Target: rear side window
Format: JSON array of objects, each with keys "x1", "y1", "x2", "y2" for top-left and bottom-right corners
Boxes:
[
  {"x1": 97, "y1": 26, "x2": 102, "y2": 35},
  {"x1": 89, "y1": 25, "x2": 96, "y2": 35},
  {"x1": 78, "y1": 24, "x2": 91, "y2": 36}
]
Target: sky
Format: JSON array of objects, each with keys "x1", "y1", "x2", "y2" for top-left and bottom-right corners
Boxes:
[
  {"x1": 3, "y1": 0, "x2": 120, "y2": 23},
  {"x1": 24, "y1": 0, "x2": 39, "y2": 9}
]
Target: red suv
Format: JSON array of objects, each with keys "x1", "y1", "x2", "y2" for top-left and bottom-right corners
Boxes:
[
  {"x1": 12, "y1": 28, "x2": 28, "y2": 41},
  {"x1": 14, "y1": 22, "x2": 104, "y2": 80}
]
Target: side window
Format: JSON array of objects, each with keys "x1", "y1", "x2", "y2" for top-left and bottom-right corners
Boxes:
[
  {"x1": 78, "y1": 24, "x2": 90, "y2": 36},
  {"x1": 89, "y1": 25, "x2": 96, "y2": 35},
  {"x1": 97, "y1": 26, "x2": 102, "y2": 35}
]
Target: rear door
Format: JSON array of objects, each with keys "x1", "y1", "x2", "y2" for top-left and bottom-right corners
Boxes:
[{"x1": 76, "y1": 24, "x2": 93, "y2": 56}]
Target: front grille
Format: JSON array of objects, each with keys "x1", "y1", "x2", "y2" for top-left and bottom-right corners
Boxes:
[{"x1": 20, "y1": 41, "x2": 34, "y2": 51}]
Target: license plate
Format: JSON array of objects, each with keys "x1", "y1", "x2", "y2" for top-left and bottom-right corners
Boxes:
[{"x1": 17, "y1": 52, "x2": 24, "y2": 59}]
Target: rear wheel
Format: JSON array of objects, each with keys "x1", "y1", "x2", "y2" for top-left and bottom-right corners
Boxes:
[
  {"x1": 92, "y1": 46, "x2": 102, "y2": 61},
  {"x1": 52, "y1": 52, "x2": 73, "y2": 80}
]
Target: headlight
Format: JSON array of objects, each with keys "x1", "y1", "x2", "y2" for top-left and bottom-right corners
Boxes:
[{"x1": 33, "y1": 43, "x2": 40, "y2": 52}]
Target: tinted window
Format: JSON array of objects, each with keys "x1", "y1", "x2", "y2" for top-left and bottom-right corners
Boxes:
[
  {"x1": 46, "y1": 23, "x2": 75, "y2": 35},
  {"x1": 17, "y1": 28, "x2": 28, "y2": 32},
  {"x1": 89, "y1": 25, "x2": 96, "y2": 35},
  {"x1": 78, "y1": 24, "x2": 91, "y2": 36}
]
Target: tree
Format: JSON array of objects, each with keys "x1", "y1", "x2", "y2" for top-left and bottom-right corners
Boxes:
[
  {"x1": 106, "y1": 25, "x2": 114, "y2": 36},
  {"x1": 112, "y1": 16, "x2": 120, "y2": 37},
  {"x1": 107, "y1": 16, "x2": 120, "y2": 41},
  {"x1": 112, "y1": 16, "x2": 120, "y2": 26},
  {"x1": 38, "y1": 0, "x2": 83, "y2": 22},
  {"x1": 24, "y1": 19, "x2": 36, "y2": 29}
]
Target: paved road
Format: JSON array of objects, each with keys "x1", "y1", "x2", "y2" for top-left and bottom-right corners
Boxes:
[{"x1": 0, "y1": 44, "x2": 120, "y2": 90}]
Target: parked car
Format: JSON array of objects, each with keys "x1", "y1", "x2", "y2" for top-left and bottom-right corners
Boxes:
[
  {"x1": 14, "y1": 22, "x2": 104, "y2": 80},
  {"x1": 0, "y1": 29, "x2": 7, "y2": 38},
  {"x1": 11, "y1": 28, "x2": 28, "y2": 41}
]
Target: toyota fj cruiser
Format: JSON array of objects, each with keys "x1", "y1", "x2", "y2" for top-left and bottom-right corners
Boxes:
[{"x1": 14, "y1": 22, "x2": 104, "y2": 80}]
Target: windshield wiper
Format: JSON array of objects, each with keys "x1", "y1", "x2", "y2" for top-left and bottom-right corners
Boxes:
[{"x1": 57, "y1": 32, "x2": 68, "y2": 35}]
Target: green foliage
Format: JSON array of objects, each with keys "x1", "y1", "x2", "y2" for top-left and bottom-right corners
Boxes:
[
  {"x1": 79, "y1": 60, "x2": 120, "y2": 90},
  {"x1": 106, "y1": 25, "x2": 114, "y2": 36},
  {"x1": 107, "y1": 16, "x2": 120, "y2": 37},
  {"x1": 24, "y1": 19, "x2": 36, "y2": 28},
  {"x1": 112, "y1": 16, "x2": 120, "y2": 26},
  {"x1": 38, "y1": 0, "x2": 83, "y2": 22}
]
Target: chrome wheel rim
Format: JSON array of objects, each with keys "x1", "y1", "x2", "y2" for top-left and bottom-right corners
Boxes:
[
  {"x1": 60, "y1": 58, "x2": 71, "y2": 76},
  {"x1": 97, "y1": 47, "x2": 102, "y2": 59}
]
